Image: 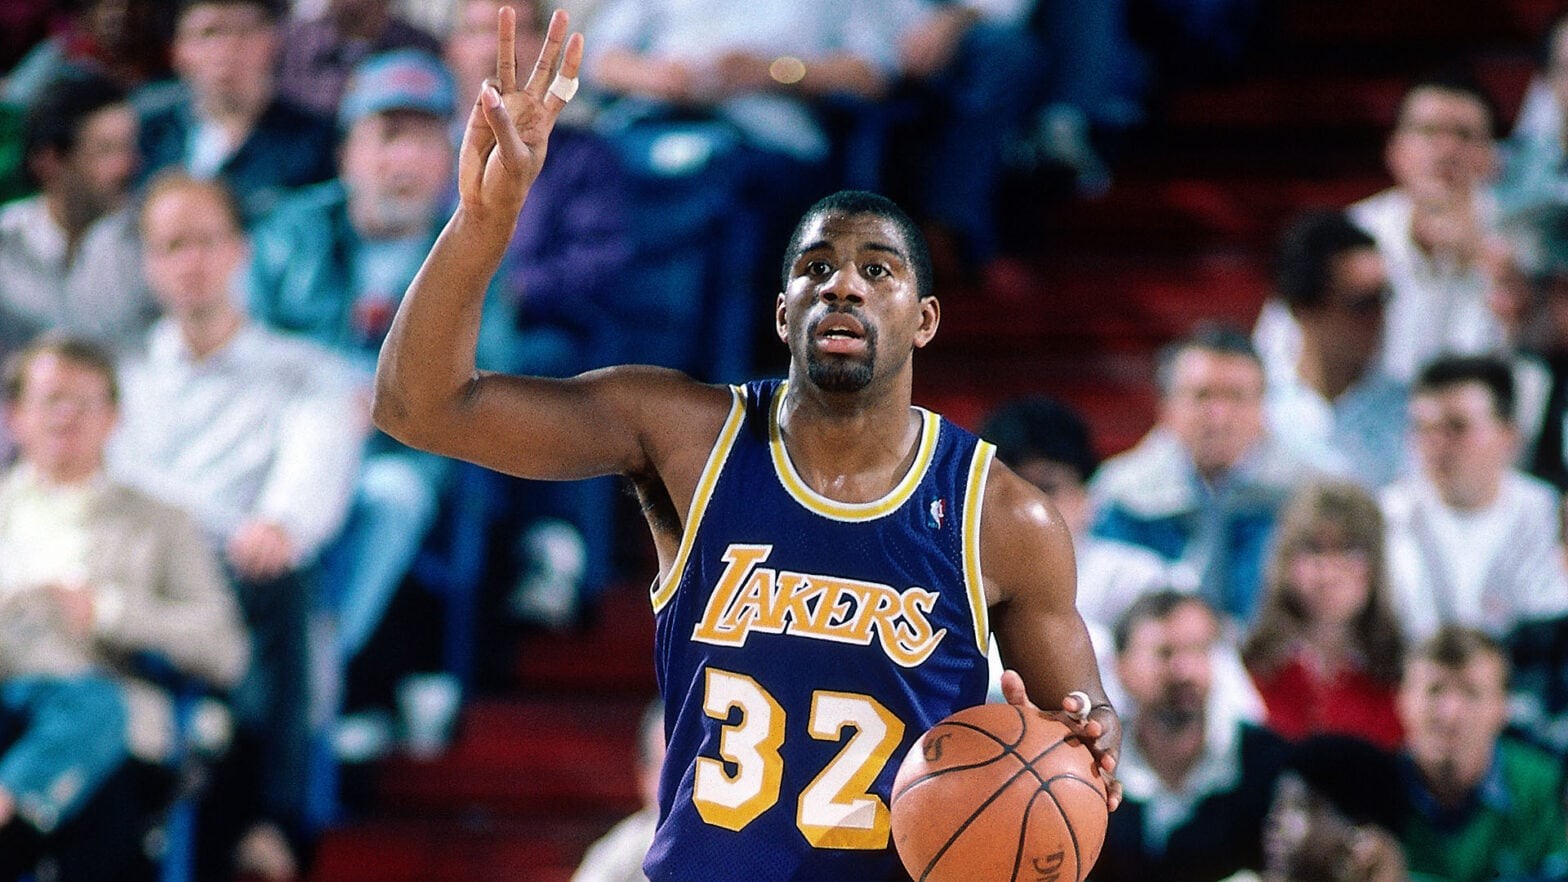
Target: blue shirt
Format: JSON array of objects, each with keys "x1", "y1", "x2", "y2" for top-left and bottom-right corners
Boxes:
[{"x1": 646, "y1": 379, "x2": 993, "y2": 881}]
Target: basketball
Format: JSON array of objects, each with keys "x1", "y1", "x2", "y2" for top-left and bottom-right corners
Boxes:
[{"x1": 890, "y1": 703, "x2": 1108, "y2": 882}]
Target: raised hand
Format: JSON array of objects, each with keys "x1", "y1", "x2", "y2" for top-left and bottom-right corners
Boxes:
[{"x1": 458, "y1": 5, "x2": 584, "y2": 224}]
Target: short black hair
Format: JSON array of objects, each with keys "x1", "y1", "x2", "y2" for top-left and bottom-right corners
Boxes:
[
  {"x1": 780, "y1": 190, "x2": 934, "y2": 300},
  {"x1": 981, "y1": 397, "x2": 1100, "y2": 483},
  {"x1": 1274, "y1": 210, "x2": 1378, "y2": 311},
  {"x1": 1397, "y1": 67, "x2": 1500, "y2": 140},
  {"x1": 1154, "y1": 322, "x2": 1262, "y2": 397},
  {"x1": 1408, "y1": 625, "x2": 1510, "y2": 684},
  {"x1": 1113, "y1": 590, "x2": 1213, "y2": 656},
  {"x1": 22, "y1": 69, "x2": 128, "y2": 175},
  {"x1": 1413, "y1": 353, "x2": 1515, "y2": 424}
]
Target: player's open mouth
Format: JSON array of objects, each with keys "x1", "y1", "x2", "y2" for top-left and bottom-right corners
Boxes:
[{"x1": 814, "y1": 314, "x2": 867, "y2": 354}]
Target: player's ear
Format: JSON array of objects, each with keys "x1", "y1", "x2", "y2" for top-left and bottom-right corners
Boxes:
[
  {"x1": 913, "y1": 296, "x2": 939, "y2": 349},
  {"x1": 775, "y1": 292, "x2": 789, "y2": 343}
]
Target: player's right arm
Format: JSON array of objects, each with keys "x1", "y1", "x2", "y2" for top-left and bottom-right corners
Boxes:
[{"x1": 373, "y1": 7, "x2": 726, "y2": 487}]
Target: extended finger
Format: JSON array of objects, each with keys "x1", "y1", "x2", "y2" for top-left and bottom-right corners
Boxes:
[
  {"x1": 496, "y1": 5, "x2": 518, "y2": 92},
  {"x1": 543, "y1": 32, "x2": 585, "y2": 112},
  {"x1": 524, "y1": 8, "x2": 570, "y2": 99},
  {"x1": 481, "y1": 83, "x2": 528, "y2": 170}
]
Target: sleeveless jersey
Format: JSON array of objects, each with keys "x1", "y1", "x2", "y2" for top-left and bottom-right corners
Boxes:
[{"x1": 645, "y1": 379, "x2": 995, "y2": 882}]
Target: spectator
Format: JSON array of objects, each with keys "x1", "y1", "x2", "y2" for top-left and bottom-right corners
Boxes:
[
  {"x1": 277, "y1": 0, "x2": 440, "y2": 118},
  {"x1": 445, "y1": 0, "x2": 635, "y2": 624},
  {"x1": 0, "y1": 334, "x2": 250, "y2": 880},
  {"x1": 1255, "y1": 72, "x2": 1503, "y2": 385},
  {"x1": 570, "y1": 699, "x2": 663, "y2": 882},
  {"x1": 136, "y1": 0, "x2": 336, "y2": 223},
  {"x1": 1093, "y1": 591, "x2": 1291, "y2": 882},
  {"x1": 1, "y1": 0, "x2": 171, "y2": 108},
  {"x1": 1497, "y1": 12, "x2": 1568, "y2": 215},
  {"x1": 248, "y1": 50, "x2": 509, "y2": 689},
  {"x1": 1381, "y1": 354, "x2": 1568, "y2": 643},
  {"x1": 1483, "y1": 204, "x2": 1568, "y2": 490},
  {"x1": 1091, "y1": 323, "x2": 1313, "y2": 624},
  {"x1": 982, "y1": 394, "x2": 1264, "y2": 721},
  {"x1": 1243, "y1": 481, "x2": 1405, "y2": 749},
  {"x1": 111, "y1": 172, "x2": 363, "y2": 880},
  {"x1": 1239, "y1": 736, "x2": 1410, "y2": 882},
  {"x1": 1262, "y1": 210, "x2": 1410, "y2": 489},
  {"x1": 1395, "y1": 626, "x2": 1568, "y2": 882},
  {"x1": 981, "y1": 395, "x2": 1168, "y2": 630},
  {"x1": 888, "y1": 0, "x2": 1047, "y2": 278},
  {"x1": 0, "y1": 69, "x2": 152, "y2": 365}
]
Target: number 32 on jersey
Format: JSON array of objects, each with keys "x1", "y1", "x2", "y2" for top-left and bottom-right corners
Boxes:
[{"x1": 693, "y1": 667, "x2": 906, "y2": 849}]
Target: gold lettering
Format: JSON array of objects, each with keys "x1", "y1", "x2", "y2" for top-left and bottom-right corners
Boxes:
[
  {"x1": 881, "y1": 587, "x2": 946, "y2": 667},
  {"x1": 693, "y1": 545, "x2": 772, "y2": 645}
]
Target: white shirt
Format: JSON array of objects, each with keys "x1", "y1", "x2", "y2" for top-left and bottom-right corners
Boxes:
[
  {"x1": 110, "y1": 319, "x2": 366, "y2": 562},
  {"x1": 0, "y1": 464, "x2": 98, "y2": 595},
  {"x1": 1381, "y1": 470, "x2": 1568, "y2": 641},
  {"x1": 1253, "y1": 187, "x2": 1503, "y2": 385},
  {"x1": 1116, "y1": 696, "x2": 1250, "y2": 852},
  {"x1": 0, "y1": 196, "x2": 154, "y2": 362},
  {"x1": 1264, "y1": 364, "x2": 1411, "y2": 489}
]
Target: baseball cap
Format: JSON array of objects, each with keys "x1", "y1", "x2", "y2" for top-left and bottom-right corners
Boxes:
[{"x1": 339, "y1": 49, "x2": 456, "y2": 130}]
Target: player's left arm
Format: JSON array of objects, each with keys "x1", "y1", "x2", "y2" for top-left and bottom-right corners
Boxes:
[{"x1": 981, "y1": 461, "x2": 1123, "y2": 810}]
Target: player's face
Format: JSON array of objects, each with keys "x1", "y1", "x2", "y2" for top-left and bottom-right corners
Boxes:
[
  {"x1": 1410, "y1": 382, "x2": 1516, "y2": 508},
  {"x1": 1160, "y1": 348, "x2": 1265, "y2": 477},
  {"x1": 777, "y1": 212, "x2": 937, "y2": 394},
  {"x1": 1397, "y1": 654, "x2": 1508, "y2": 796},
  {"x1": 141, "y1": 185, "x2": 247, "y2": 317}
]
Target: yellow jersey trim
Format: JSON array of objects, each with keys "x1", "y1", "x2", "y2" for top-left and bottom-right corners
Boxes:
[
  {"x1": 962, "y1": 442, "x2": 994, "y2": 654},
  {"x1": 651, "y1": 385, "x2": 748, "y2": 613},
  {"x1": 767, "y1": 382, "x2": 940, "y2": 522}
]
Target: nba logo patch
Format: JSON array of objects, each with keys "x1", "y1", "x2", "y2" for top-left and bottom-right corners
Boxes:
[{"x1": 927, "y1": 498, "x2": 947, "y2": 530}]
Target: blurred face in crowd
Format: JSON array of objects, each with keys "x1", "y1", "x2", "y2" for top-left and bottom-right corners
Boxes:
[
  {"x1": 141, "y1": 182, "x2": 248, "y2": 320},
  {"x1": 57, "y1": 102, "x2": 139, "y2": 219},
  {"x1": 341, "y1": 110, "x2": 453, "y2": 238},
  {"x1": 1386, "y1": 86, "x2": 1495, "y2": 206},
  {"x1": 448, "y1": 0, "x2": 544, "y2": 109},
  {"x1": 1410, "y1": 381, "x2": 1516, "y2": 509},
  {"x1": 173, "y1": 2, "x2": 279, "y2": 119},
  {"x1": 1296, "y1": 246, "x2": 1389, "y2": 381},
  {"x1": 1161, "y1": 347, "x2": 1266, "y2": 480},
  {"x1": 1398, "y1": 651, "x2": 1509, "y2": 805},
  {"x1": 1117, "y1": 600, "x2": 1217, "y2": 727},
  {"x1": 1284, "y1": 520, "x2": 1373, "y2": 633},
  {"x1": 8, "y1": 353, "x2": 117, "y2": 483},
  {"x1": 1013, "y1": 457, "x2": 1090, "y2": 537}
]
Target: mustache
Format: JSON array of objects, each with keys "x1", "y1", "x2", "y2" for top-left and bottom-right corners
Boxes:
[{"x1": 806, "y1": 304, "x2": 874, "y2": 340}]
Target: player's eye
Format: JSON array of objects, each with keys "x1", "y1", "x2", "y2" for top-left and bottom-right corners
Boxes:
[
  {"x1": 865, "y1": 264, "x2": 889, "y2": 278},
  {"x1": 806, "y1": 260, "x2": 832, "y2": 276}
]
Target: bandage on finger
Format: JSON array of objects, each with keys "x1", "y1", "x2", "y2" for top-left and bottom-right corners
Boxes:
[
  {"x1": 1066, "y1": 690, "x2": 1092, "y2": 723},
  {"x1": 548, "y1": 75, "x2": 579, "y2": 103}
]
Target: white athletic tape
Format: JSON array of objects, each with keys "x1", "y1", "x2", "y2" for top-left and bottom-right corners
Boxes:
[
  {"x1": 548, "y1": 75, "x2": 579, "y2": 103},
  {"x1": 1066, "y1": 691, "x2": 1092, "y2": 724}
]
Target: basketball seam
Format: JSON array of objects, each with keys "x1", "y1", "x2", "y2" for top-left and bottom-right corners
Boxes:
[
  {"x1": 1040, "y1": 780, "x2": 1083, "y2": 882},
  {"x1": 1008, "y1": 789, "x2": 1050, "y2": 882},
  {"x1": 915, "y1": 761, "x2": 1040, "y2": 882}
]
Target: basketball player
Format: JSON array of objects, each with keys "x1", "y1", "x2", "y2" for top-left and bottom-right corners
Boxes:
[{"x1": 373, "y1": 8, "x2": 1122, "y2": 880}]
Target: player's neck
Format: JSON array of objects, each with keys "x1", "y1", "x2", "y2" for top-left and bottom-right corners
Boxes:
[{"x1": 778, "y1": 378, "x2": 922, "y2": 503}]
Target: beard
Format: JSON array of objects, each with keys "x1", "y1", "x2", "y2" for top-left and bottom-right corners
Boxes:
[{"x1": 803, "y1": 313, "x2": 878, "y2": 393}]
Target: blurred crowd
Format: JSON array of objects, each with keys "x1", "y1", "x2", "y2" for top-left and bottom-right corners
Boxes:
[{"x1": 0, "y1": 0, "x2": 1566, "y2": 881}]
